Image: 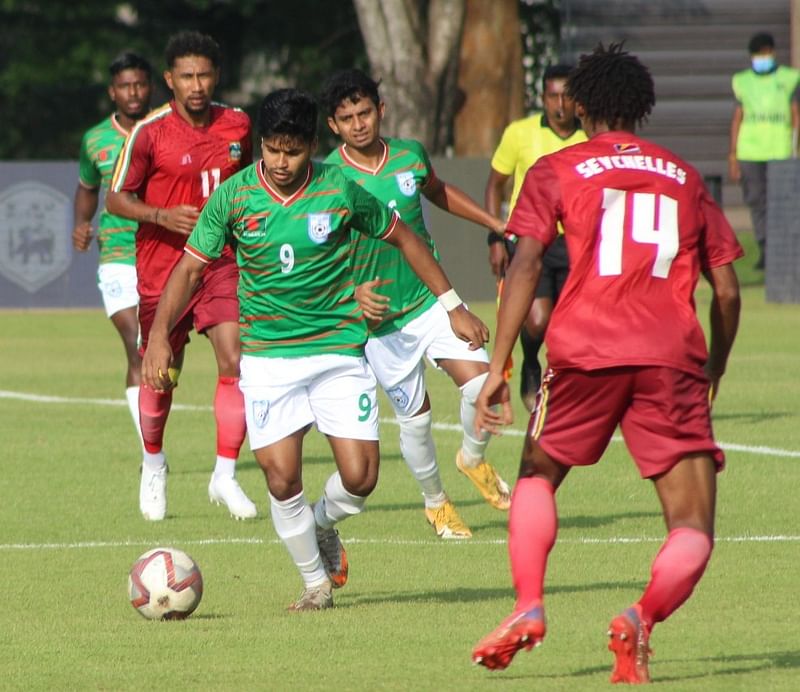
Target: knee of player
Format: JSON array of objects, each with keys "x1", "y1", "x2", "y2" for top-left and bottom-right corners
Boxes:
[
  {"x1": 460, "y1": 372, "x2": 489, "y2": 404},
  {"x1": 341, "y1": 466, "x2": 379, "y2": 497}
]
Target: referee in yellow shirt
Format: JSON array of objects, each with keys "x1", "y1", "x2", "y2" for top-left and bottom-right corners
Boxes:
[{"x1": 485, "y1": 64, "x2": 586, "y2": 411}]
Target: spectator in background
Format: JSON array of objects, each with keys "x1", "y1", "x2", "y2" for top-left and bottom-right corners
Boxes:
[
  {"x1": 72, "y1": 52, "x2": 153, "y2": 449},
  {"x1": 485, "y1": 65, "x2": 586, "y2": 411},
  {"x1": 729, "y1": 32, "x2": 800, "y2": 270}
]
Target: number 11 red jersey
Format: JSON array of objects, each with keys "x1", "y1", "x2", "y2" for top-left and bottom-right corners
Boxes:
[
  {"x1": 111, "y1": 101, "x2": 252, "y2": 298},
  {"x1": 507, "y1": 131, "x2": 743, "y2": 377}
]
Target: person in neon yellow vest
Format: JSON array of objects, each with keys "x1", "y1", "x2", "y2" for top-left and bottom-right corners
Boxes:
[{"x1": 729, "y1": 32, "x2": 800, "y2": 270}]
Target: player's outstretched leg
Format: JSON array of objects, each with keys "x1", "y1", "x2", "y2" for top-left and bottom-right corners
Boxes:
[
  {"x1": 398, "y1": 408, "x2": 472, "y2": 538},
  {"x1": 456, "y1": 373, "x2": 511, "y2": 510},
  {"x1": 472, "y1": 605, "x2": 546, "y2": 670},
  {"x1": 209, "y1": 375, "x2": 257, "y2": 519}
]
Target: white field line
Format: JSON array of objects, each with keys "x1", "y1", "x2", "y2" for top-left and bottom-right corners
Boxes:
[
  {"x1": 2, "y1": 389, "x2": 799, "y2": 459},
  {"x1": 1, "y1": 534, "x2": 799, "y2": 552}
]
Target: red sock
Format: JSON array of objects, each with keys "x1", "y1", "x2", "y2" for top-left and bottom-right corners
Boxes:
[
  {"x1": 509, "y1": 476, "x2": 557, "y2": 612},
  {"x1": 637, "y1": 527, "x2": 713, "y2": 629},
  {"x1": 214, "y1": 376, "x2": 246, "y2": 460},
  {"x1": 139, "y1": 385, "x2": 172, "y2": 454}
]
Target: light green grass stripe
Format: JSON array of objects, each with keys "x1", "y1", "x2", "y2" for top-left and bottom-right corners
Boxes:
[{"x1": 2, "y1": 388, "x2": 799, "y2": 459}]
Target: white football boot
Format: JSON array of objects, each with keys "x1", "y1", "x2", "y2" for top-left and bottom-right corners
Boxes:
[
  {"x1": 208, "y1": 473, "x2": 258, "y2": 520},
  {"x1": 139, "y1": 463, "x2": 168, "y2": 521}
]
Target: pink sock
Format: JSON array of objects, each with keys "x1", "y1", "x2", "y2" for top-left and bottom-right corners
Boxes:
[
  {"x1": 214, "y1": 376, "x2": 246, "y2": 459},
  {"x1": 637, "y1": 527, "x2": 713, "y2": 629},
  {"x1": 509, "y1": 477, "x2": 557, "y2": 612},
  {"x1": 139, "y1": 385, "x2": 172, "y2": 454}
]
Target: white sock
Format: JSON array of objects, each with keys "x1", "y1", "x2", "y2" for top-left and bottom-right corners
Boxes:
[
  {"x1": 269, "y1": 491, "x2": 327, "y2": 588},
  {"x1": 126, "y1": 386, "x2": 144, "y2": 450},
  {"x1": 398, "y1": 410, "x2": 447, "y2": 508},
  {"x1": 142, "y1": 450, "x2": 166, "y2": 471},
  {"x1": 313, "y1": 472, "x2": 366, "y2": 529},
  {"x1": 213, "y1": 455, "x2": 236, "y2": 478},
  {"x1": 459, "y1": 373, "x2": 491, "y2": 467}
]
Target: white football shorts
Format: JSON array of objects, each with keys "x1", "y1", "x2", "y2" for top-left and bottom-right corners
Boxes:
[
  {"x1": 97, "y1": 262, "x2": 139, "y2": 317},
  {"x1": 239, "y1": 353, "x2": 379, "y2": 450},
  {"x1": 365, "y1": 302, "x2": 489, "y2": 417}
]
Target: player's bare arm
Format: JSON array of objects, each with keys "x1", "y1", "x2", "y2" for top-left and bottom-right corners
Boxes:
[
  {"x1": 384, "y1": 219, "x2": 489, "y2": 349},
  {"x1": 423, "y1": 176, "x2": 506, "y2": 235},
  {"x1": 475, "y1": 235, "x2": 545, "y2": 434},
  {"x1": 141, "y1": 252, "x2": 206, "y2": 392},
  {"x1": 703, "y1": 263, "x2": 741, "y2": 402},
  {"x1": 484, "y1": 168, "x2": 511, "y2": 278},
  {"x1": 728, "y1": 105, "x2": 743, "y2": 182},
  {"x1": 72, "y1": 184, "x2": 99, "y2": 252},
  {"x1": 354, "y1": 277, "x2": 390, "y2": 321},
  {"x1": 106, "y1": 189, "x2": 199, "y2": 236}
]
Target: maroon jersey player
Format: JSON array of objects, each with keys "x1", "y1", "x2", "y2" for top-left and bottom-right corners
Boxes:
[
  {"x1": 107, "y1": 31, "x2": 256, "y2": 522},
  {"x1": 471, "y1": 44, "x2": 742, "y2": 684}
]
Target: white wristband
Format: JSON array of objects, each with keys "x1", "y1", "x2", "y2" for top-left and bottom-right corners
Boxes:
[{"x1": 437, "y1": 288, "x2": 463, "y2": 312}]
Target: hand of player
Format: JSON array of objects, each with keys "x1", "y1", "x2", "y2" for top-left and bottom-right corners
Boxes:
[
  {"x1": 488, "y1": 242, "x2": 509, "y2": 279},
  {"x1": 141, "y1": 337, "x2": 176, "y2": 392},
  {"x1": 160, "y1": 205, "x2": 200, "y2": 236},
  {"x1": 474, "y1": 370, "x2": 512, "y2": 436},
  {"x1": 355, "y1": 277, "x2": 391, "y2": 321},
  {"x1": 447, "y1": 304, "x2": 489, "y2": 351},
  {"x1": 72, "y1": 221, "x2": 94, "y2": 252}
]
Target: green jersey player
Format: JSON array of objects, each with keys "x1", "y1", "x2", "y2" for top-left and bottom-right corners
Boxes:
[
  {"x1": 72, "y1": 52, "x2": 152, "y2": 447},
  {"x1": 322, "y1": 69, "x2": 511, "y2": 539},
  {"x1": 141, "y1": 88, "x2": 488, "y2": 610}
]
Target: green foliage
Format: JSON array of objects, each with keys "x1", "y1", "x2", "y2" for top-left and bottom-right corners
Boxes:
[{"x1": 0, "y1": 0, "x2": 366, "y2": 159}]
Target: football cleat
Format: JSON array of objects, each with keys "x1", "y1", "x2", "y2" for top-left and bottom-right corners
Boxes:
[
  {"x1": 315, "y1": 523, "x2": 349, "y2": 589},
  {"x1": 456, "y1": 451, "x2": 511, "y2": 511},
  {"x1": 608, "y1": 605, "x2": 652, "y2": 684},
  {"x1": 424, "y1": 499, "x2": 472, "y2": 539},
  {"x1": 287, "y1": 580, "x2": 333, "y2": 612},
  {"x1": 472, "y1": 605, "x2": 546, "y2": 670},
  {"x1": 208, "y1": 473, "x2": 257, "y2": 520},
  {"x1": 139, "y1": 463, "x2": 168, "y2": 521}
]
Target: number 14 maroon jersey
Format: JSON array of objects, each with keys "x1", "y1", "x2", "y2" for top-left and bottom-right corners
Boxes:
[{"x1": 507, "y1": 131, "x2": 743, "y2": 377}]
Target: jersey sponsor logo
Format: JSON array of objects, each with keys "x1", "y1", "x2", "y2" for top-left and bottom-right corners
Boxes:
[
  {"x1": 181, "y1": 153, "x2": 192, "y2": 166},
  {"x1": 252, "y1": 400, "x2": 269, "y2": 428},
  {"x1": 395, "y1": 171, "x2": 416, "y2": 197},
  {"x1": 386, "y1": 386, "x2": 409, "y2": 410},
  {"x1": 229, "y1": 142, "x2": 242, "y2": 161},
  {"x1": 240, "y1": 217, "x2": 267, "y2": 239},
  {"x1": 307, "y1": 213, "x2": 332, "y2": 244},
  {"x1": 0, "y1": 181, "x2": 71, "y2": 293}
]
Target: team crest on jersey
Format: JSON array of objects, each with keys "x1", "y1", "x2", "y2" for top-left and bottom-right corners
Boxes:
[
  {"x1": 0, "y1": 181, "x2": 71, "y2": 293},
  {"x1": 614, "y1": 143, "x2": 641, "y2": 154},
  {"x1": 252, "y1": 400, "x2": 270, "y2": 428},
  {"x1": 229, "y1": 141, "x2": 242, "y2": 161},
  {"x1": 307, "y1": 213, "x2": 332, "y2": 244},
  {"x1": 386, "y1": 387, "x2": 410, "y2": 410},
  {"x1": 395, "y1": 171, "x2": 417, "y2": 197}
]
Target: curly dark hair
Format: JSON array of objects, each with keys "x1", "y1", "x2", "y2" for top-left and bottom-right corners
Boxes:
[
  {"x1": 566, "y1": 43, "x2": 655, "y2": 130},
  {"x1": 320, "y1": 68, "x2": 381, "y2": 117},
  {"x1": 257, "y1": 89, "x2": 318, "y2": 143},
  {"x1": 164, "y1": 30, "x2": 221, "y2": 68}
]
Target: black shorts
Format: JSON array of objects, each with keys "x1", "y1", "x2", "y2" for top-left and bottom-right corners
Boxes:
[{"x1": 506, "y1": 234, "x2": 569, "y2": 301}]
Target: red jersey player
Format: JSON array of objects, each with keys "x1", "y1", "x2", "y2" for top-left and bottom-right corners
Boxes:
[
  {"x1": 107, "y1": 31, "x2": 256, "y2": 522},
  {"x1": 471, "y1": 44, "x2": 742, "y2": 683}
]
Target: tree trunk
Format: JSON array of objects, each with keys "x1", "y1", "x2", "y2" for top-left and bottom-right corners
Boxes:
[
  {"x1": 353, "y1": 0, "x2": 466, "y2": 153},
  {"x1": 454, "y1": 0, "x2": 524, "y2": 156}
]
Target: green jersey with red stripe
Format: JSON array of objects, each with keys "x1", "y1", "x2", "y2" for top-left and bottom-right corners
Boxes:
[
  {"x1": 324, "y1": 137, "x2": 439, "y2": 336},
  {"x1": 77, "y1": 114, "x2": 137, "y2": 265},
  {"x1": 186, "y1": 160, "x2": 398, "y2": 358}
]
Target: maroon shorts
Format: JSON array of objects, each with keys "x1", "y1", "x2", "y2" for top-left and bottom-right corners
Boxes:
[
  {"x1": 138, "y1": 256, "x2": 239, "y2": 354},
  {"x1": 528, "y1": 366, "x2": 724, "y2": 478}
]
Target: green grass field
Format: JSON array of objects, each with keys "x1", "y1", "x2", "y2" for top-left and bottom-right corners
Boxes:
[{"x1": 2, "y1": 238, "x2": 799, "y2": 690}]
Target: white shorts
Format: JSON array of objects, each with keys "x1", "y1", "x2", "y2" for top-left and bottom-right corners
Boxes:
[
  {"x1": 365, "y1": 302, "x2": 489, "y2": 416},
  {"x1": 97, "y1": 263, "x2": 139, "y2": 317},
  {"x1": 239, "y1": 353, "x2": 379, "y2": 450}
]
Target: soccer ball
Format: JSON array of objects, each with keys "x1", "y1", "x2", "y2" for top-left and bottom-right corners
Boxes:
[{"x1": 128, "y1": 547, "x2": 203, "y2": 620}]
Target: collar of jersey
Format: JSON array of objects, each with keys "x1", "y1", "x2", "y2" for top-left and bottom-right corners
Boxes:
[
  {"x1": 340, "y1": 138, "x2": 388, "y2": 175},
  {"x1": 257, "y1": 160, "x2": 312, "y2": 206}
]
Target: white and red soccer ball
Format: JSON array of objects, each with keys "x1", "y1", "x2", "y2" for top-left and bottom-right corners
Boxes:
[{"x1": 128, "y1": 547, "x2": 203, "y2": 620}]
